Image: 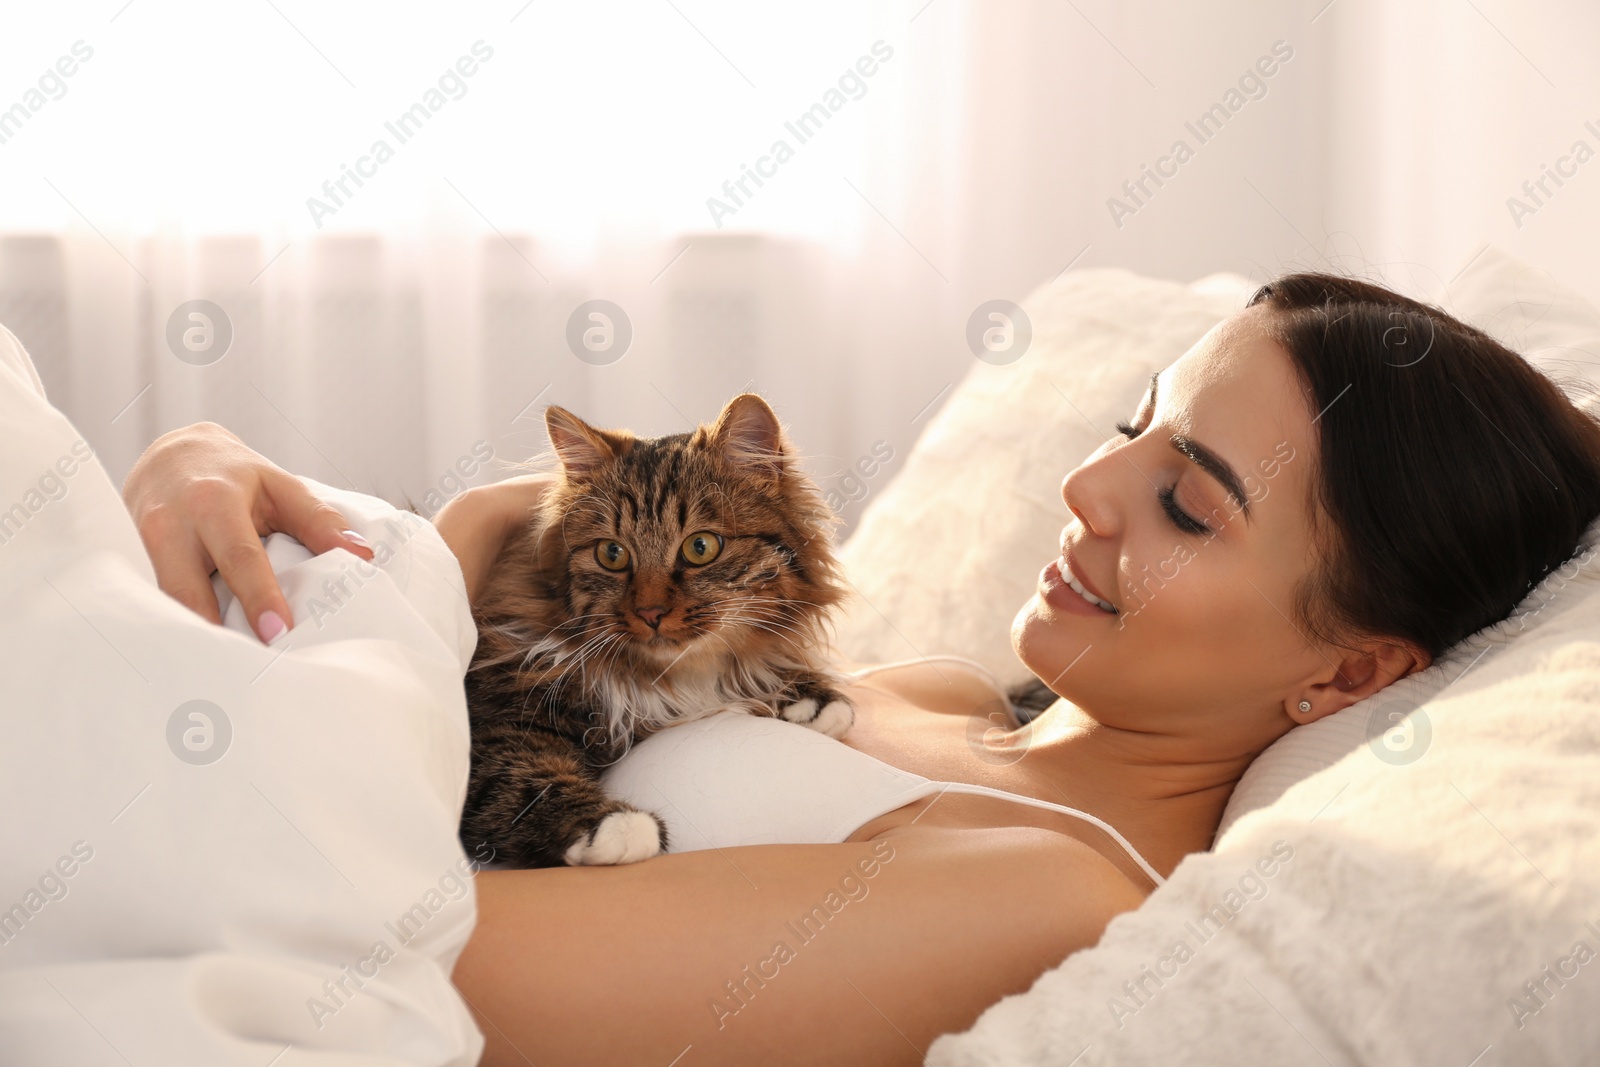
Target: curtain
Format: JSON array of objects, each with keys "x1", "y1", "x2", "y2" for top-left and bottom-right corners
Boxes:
[{"x1": 1, "y1": 0, "x2": 1594, "y2": 524}]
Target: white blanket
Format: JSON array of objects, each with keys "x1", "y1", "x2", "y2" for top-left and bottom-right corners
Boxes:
[{"x1": 0, "y1": 324, "x2": 484, "y2": 1064}]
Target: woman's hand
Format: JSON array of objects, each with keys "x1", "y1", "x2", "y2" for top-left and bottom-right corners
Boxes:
[
  {"x1": 433, "y1": 474, "x2": 557, "y2": 604},
  {"x1": 122, "y1": 422, "x2": 373, "y2": 642}
]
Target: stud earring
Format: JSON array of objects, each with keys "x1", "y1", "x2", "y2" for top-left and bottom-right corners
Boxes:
[{"x1": 1297, "y1": 700, "x2": 1312, "y2": 713}]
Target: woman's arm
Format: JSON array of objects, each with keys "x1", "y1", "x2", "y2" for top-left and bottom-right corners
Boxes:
[
  {"x1": 431, "y1": 475, "x2": 555, "y2": 603},
  {"x1": 455, "y1": 826, "x2": 1145, "y2": 1067}
]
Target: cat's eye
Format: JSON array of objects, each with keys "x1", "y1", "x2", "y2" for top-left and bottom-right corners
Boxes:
[
  {"x1": 680, "y1": 531, "x2": 723, "y2": 566},
  {"x1": 595, "y1": 540, "x2": 631, "y2": 571}
]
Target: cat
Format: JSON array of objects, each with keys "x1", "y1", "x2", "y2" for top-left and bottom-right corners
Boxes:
[{"x1": 461, "y1": 393, "x2": 855, "y2": 868}]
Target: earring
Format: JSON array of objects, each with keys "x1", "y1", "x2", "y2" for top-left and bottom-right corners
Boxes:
[{"x1": 1297, "y1": 700, "x2": 1312, "y2": 713}]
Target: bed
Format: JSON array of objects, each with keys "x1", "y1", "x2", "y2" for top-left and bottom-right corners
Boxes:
[{"x1": 3, "y1": 247, "x2": 1596, "y2": 1065}]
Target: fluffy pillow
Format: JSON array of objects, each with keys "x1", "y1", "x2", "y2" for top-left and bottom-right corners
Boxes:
[{"x1": 0, "y1": 324, "x2": 484, "y2": 1064}]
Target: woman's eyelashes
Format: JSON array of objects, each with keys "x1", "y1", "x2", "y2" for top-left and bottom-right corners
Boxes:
[
  {"x1": 1158, "y1": 486, "x2": 1210, "y2": 534},
  {"x1": 1114, "y1": 418, "x2": 1212, "y2": 535}
]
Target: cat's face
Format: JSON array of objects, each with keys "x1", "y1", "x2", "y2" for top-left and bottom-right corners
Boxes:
[{"x1": 538, "y1": 394, "x2": 843, "y2": 664}]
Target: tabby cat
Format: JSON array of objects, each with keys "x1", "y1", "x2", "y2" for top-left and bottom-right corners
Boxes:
[{"x1": 461, "y1": 393, "x2": 854, "y2": 867}]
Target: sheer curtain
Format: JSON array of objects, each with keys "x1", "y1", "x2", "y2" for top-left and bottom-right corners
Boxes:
[
  {"x1": 3, "y1": 0, "x2": 1595, "y2": 521},
  {"x1": 0, "y1": 0, "x2": 968, "y2": 520}
]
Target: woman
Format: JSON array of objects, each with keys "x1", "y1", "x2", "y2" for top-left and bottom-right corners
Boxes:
[{"x1": 122, "y1": 274, "x2": 1600, "y2": 1065}]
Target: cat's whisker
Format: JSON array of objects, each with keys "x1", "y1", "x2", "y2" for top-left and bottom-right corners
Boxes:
[
  {"x1": 554, "y1": 629, "x2": 628, "y2": 685},
  {"x1": 715, "y1": 611, "x2": 812, "y2": 654}
]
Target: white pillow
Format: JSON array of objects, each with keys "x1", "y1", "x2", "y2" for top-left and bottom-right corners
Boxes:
[{"x1": 0, "y1": 324, "x2": 484, "y2": 1064}]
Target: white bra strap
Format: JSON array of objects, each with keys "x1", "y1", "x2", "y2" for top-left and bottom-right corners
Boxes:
[{"x1": 933, "y1": 781, "x2": 1167, "y2": 886}]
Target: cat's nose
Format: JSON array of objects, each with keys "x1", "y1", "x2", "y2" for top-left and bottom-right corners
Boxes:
[{"x1": 634, "y1": 605, "x2": 667, "y2": 628}]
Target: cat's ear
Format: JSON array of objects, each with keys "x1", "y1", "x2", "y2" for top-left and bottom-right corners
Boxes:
[
  {"x1": 701, "y1": 393, "x2": 787, "y2": 479},
  {"x1": 546, "y1": 405, "x2": 622, "y2": 477}
]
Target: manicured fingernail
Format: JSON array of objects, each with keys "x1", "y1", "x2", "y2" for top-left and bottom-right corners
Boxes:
[
  {"x1": 256, "y1": 610, "x2": 287, "y2": 644},
  {"x1": 341, "y1": 529, "x2": 371, "y2": 549}
]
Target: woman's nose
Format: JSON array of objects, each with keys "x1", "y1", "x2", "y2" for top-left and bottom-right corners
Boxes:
[{"x1": 1062, "y1": 460, "x2": 1116, "y2": 538}]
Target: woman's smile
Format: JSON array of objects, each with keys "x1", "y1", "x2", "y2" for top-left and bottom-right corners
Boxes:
[{"x1": 1038, "y1": 554, "x2": 1118, "y2": 616}]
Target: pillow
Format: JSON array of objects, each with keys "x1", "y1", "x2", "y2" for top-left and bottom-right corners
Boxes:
[
  {"x1": 833, "y1": 268, "x2": 1253, "y2": 682},
  {"x1": 0, "y1": 323, "x2": 484, "y2": 1064}
]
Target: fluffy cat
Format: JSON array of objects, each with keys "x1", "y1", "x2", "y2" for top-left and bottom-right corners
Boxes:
[{"x1": 461, "y1": 393, "x2": 854, "y2": 867}]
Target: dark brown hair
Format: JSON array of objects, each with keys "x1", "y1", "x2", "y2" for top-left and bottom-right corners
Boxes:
[{"x1": 1248, "y1": 272, "x2": 1600, "y2": 661}]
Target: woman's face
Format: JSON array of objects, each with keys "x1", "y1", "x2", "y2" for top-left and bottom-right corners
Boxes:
[{"x1": 1011, "y1": 305, "x2": 1335, "y2": 755}]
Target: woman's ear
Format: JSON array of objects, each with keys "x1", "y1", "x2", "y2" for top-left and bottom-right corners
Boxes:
[{"x1": 1287, "y1": 639, "x2": 1431, "y2": 724}]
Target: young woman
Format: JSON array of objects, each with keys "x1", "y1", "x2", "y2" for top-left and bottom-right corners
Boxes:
[{"x1": 123, "y1": 274, "x2": 1600, "y2": 1065}]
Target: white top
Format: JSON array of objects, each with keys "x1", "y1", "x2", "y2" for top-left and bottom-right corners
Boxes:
[{"x1": 601, "y1": 662, "x2": 1167, "y2": 886}]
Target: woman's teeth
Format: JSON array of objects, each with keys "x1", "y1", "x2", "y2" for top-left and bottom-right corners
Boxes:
[{"x1": 1059, "y1": 556, "x2": 1117, "y2": 613}]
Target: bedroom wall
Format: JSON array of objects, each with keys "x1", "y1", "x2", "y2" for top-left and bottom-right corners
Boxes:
[{"x1": 956, "y1": 0, "x2": 1598, "y2": 303}]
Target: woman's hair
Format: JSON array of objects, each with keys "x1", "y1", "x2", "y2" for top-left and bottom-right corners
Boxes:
[{"x1": 1248, "y1": 272, "x2": 1600, "y2": 662}]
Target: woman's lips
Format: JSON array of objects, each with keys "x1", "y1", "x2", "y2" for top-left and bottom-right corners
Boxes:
[
  {"x1": 1061, "y1": 546, "x2": 1114, "y2": 607},
  {"x1": 1039, "y1": 558, "x2": 1118, "y2": 616}
]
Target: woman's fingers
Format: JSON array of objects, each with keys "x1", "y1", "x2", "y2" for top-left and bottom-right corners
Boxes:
[
  {"x1": 123, "y1": 422, "x2": 384, "y2": 643},
  {"x1": 138, "y1": 506, "x2": 224, "y2": 625},
  {"x1": 187, "y1": 478, "x2": 295, "y2": 642},
  {"x1": 263, "y1": 468, "x2": 375, "y2": 562}
]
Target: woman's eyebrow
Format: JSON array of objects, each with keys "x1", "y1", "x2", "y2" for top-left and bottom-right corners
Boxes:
[{"x1": 1169, "y1": 434, "x2": 1252, "y2": 522}]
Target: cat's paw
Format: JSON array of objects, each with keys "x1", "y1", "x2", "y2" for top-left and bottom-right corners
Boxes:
[
  {"x1": 563, "y1": 810, "x2": 667, "y2": 866},
  {"x1": 780, "y1": 694, "x2": 855, "y2": 738}
]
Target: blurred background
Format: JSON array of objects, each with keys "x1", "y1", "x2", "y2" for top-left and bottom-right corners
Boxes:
[{"x1": 1, "y1": 0, "x2": 1594, "y2": 526}]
